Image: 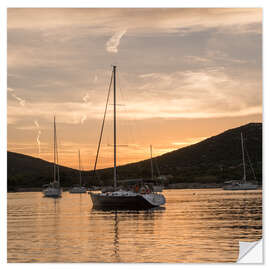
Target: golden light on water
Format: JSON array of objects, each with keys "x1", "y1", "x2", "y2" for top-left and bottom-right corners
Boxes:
[{"x1": 8, "y1": 189, "x2": 262, "y2": 262}]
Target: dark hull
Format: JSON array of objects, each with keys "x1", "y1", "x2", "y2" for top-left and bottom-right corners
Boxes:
[
  {"x1": 90, "y1": 193, "x2": 156, "y2": 210},
  {"x1": 44, "y1": 194, "x2": 62, "y2": 198},
  {"x1": 223, "y1": 185, "x2": 258, "y2": 190}
]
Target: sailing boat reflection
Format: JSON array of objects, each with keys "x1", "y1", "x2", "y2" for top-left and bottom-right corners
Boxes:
[
  {"x1": 89, "y1": 207, "x2": 165, "y2": 262},
  {"x1": 113, "y1": 211, "x2": 120, "y2": 261}
]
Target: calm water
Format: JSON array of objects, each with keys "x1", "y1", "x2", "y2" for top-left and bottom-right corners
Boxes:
[{"x1": 8, "y1": 189, "x2": 262, "y2": 263}]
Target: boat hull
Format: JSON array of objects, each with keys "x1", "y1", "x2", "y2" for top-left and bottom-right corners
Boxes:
[
  {"x1": 43, "y1": 188, "x2": 62, "y2": 198},
  {"x1": 69, "y1": 187, "x2": 87, "y2": 194},
  {"x1": 223, "y1": 184, "x2": 258, "y2": 190},
  {"x1": 90, "y1": 192, "x2": 164, "y2": 210}
]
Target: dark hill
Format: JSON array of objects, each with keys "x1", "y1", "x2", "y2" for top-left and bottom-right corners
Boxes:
[
  {"x1": 95, "y1": 122, "x2": 262, "y2": 186},
  {"x1": 7, "y1": 122, "x2": 262, "y2": 190},
  {"x1": 7, "y1": 152, "x2": 88, "y2": 190}
]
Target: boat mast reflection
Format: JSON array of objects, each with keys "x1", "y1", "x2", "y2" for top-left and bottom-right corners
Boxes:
[{"x1": 90, "y1": 207, "x2": 165, "y2": 261}]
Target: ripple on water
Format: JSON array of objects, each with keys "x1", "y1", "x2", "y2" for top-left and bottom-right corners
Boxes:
[{"x1": 8, "y1": 189, "x2": 262, "y2": 262}]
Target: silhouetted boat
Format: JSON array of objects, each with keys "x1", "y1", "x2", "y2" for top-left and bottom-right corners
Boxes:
[
  {"x1": 223, "y1": 132, "x2": 257, "y2": 190},
  {"x1": 89, "y1": 66, "x2": 166, "y2": 209},
  {"x1": 43, "y1": 116, "x2": 62, "y2": 198},
  {"x1": 70, "y1": 150, "x2": 87, "y2": 193}
]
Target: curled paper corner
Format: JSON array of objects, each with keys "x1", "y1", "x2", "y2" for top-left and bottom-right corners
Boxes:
[{"x1": 237, "y1": 239, "x2": 263, "y2": 263}]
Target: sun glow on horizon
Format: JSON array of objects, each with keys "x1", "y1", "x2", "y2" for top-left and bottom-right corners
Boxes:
[
  {"x1": 7, "y1": 134, "x2": 210, "y2": 170},
  {"x1": 7, "y1": 8, "x2": 262, "y2": 169}
]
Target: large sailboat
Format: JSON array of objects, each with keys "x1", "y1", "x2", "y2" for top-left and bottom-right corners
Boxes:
[
  {"x1": 89, "y1": 66, "x2": 166, "y2": 209},
  {"x1": 223, "y1": 132, "x2": 258, "y2": 190},
  {"x1": 43, "y1": 116, "x2": 62, "y2": 198},
  {"x1": 69, "y1": 150, "x2": 87, "y2": 193}
]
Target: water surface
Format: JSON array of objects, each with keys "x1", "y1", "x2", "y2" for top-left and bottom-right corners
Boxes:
[{"x1": 8, "y1": 189, "x2": 262, "y2": 262}]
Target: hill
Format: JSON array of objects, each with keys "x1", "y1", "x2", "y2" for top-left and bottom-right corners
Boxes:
[
  {"x1": 7, "y1": 152, "x2": 89, "y2": 191},
  {"x1": 7, "y1": 122, "x2": 262, "y2": 190},
  {"x1": 95, "y1": 122, "x2": 262, "y2": 186}
]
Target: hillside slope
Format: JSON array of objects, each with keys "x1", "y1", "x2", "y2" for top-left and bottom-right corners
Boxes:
[
  {"x1": 8, "y1": 122, "x2": 262, "y2": 190},
  {"x1": 7, "y1": 152, "x2": 88, "y2": 190},
  {"x1": 95, "y1": 122, "x2": 262, "y2": 185}
]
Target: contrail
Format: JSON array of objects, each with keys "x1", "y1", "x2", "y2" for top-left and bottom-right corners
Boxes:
[
  {"x1": 106, "y1": 29, "x2": 127, "y2": 53},
  {"x1": 8, "y1": 87, "x2": 26, "y2": 106},
  {"x1": 34, "y1": 120, "x2": 41, "y2": 156}
]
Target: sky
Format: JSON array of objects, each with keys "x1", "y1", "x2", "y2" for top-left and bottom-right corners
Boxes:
[{"x1": 7, "y1": 8, "x2": 262, "y2": 170}]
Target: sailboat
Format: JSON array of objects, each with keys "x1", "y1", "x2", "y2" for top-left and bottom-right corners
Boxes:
[
  {"x1": 223, "y1": 132, "x2": 258, "y2": 190},
  {"x1": 43, "y1": 116, "x2": 62, "y2": 198},
  {"x1": 89, "y1": 66, "x2": 166, "y2": 209},
  {"x1": 69, "y1": 150, "x2": 87, "y2": 193}
]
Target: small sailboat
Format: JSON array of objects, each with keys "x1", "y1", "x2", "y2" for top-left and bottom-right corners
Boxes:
[
  {"x1": 69, "y1": 150, "x2": 87, "y2": 193},
  {"x1": 89, "y1": 66, "x2": 166, "y2": 209},
  {"x1": 43, "y1": 116, "x2": 62, "y2": 198},
  {"x1": 223, "y1": 132, "x2": 257, "y2": 190}
]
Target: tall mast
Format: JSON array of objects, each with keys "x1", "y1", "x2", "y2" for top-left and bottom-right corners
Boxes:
[
  {"x1": 150, "y1": 145, "x2": 154, "y2": 181},
  {"x1": 53, "y1": 116, "x2": 56, "y2": 182},
  {"x1": 113, "y1": 65, "x2": 117, "y2": 190},
  {"x1": 241, "y1": 132, "x2": 246, "y2": 183},
  {"x1": 78, "y1": 150, "x2": 82, "y2": 186},
  {"x1": 55, "y1": 117, "x2": 60, "y2": 183}
]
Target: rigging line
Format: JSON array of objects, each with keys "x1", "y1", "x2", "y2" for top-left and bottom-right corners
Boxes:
[
  {"x1": 93, "y1": 69, "x2": 113, "y2": 179},
  {"x1": 55, "y1": 119, "x2": 60, "y2": 184},
  {"x1": 116, "y1": 69, "x2": 137, "y2": 146},
  {"x1": 117, "y1": 70, "x2": 145, "y2": 173},
  {"x1": 244, "y1": 140, "x2": 257, "y2": 181},
  {"x1": 53, "y1": 116, "x2": 56, "y2": 183},
  {"x1": 118, "y1": 68, "x2": 146, "y2": 146},
  {"x1": 117, "y1": 69, "x2": 148, "y2": 178},
  {"x1": 154, "y1": 156, "x2": 161, "y2": 177}
]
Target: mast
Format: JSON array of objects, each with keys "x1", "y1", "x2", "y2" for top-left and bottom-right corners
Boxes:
[
  {"x1": 113, "y1": 65, "x2": 117, "y2": 190},
  {"x1": 241, "y1": 132, "x2": 246, "y2": 183},
  {"x1": 53, "y1": 116, "x2": 56, "y2": 183},
  {"x1": 56, "y1": 118, "x2": 60, "y2": 184},
  {"x1": 53, "y1": 116, "x2": 60, "y2": 184},
  {"x1": 150, "y1": 145, "x2": 154, "y2": 181},
  {"x1": 78, "y1": 150, "x2": 82, "y2": 186}
]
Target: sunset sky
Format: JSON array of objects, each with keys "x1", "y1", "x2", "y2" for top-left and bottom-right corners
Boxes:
[{"x1": 7, "y1": 8, "x2": 262, "y2": 170}]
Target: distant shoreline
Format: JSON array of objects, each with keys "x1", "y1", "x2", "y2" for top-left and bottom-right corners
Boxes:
[{"x1": 8, "y1": 184, "x2": 262, "y2": 193}]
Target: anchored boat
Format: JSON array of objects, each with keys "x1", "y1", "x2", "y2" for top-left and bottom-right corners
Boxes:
[
  {"x1": 89, "y1": 66, "x2": 166, "y2": 209},
  {"x1": 69, "y1": 150, "x2": 87, "y2": 193},
  {"x1": 223, "y1": 132, "x2": 258, "y2": 190},
  {"x1": 43, "y1": 116, "x2": 62, "y2": 198}
]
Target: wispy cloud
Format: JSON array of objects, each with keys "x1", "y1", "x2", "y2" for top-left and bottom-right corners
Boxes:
[
  {"x1": 7, "y1": 8, "x2": 262, "y2": 168},
  {"x1": 80, "y1": 114, "x2": 87, "y2": 124},
  {"x1": 82, "y1": 93, "x2": 90, "y2": 103},
  {"x1": 8, "y1": 9, "x2": 262, "y2": 34},
  {"x1": 8, "y1": 87, "x2": 26, "y2": 106},
  {"x1": 7, "y1": 67, "x2": 262, "y2": 125},
  {"x1": 80, "y1": 92, "x2": 91, "y2": 124},
  {"x1": 106, "y1": 29, "x2": 127, "y2": 53},
  {"x1": 34, "y1": 120, "x2": 42, "y2": 156}
]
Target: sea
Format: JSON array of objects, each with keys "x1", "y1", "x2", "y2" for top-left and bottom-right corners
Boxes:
[{"x1": 7, "y1": 189, "x2": 262, "y2": 263}]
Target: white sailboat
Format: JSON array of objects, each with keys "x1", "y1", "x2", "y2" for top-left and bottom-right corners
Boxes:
[
  {"x1": 223, "y1": 132, "x2": 258, "y2": 190},
  {"x1": 69, "y1": 150, "x2": 87, "y2": 193},
  {"x1": 89, "y1": 66, "x2": 166, "y2": 209},
  {"x1": 43, "y1": 116, "x2": 62, "y2": 198}
]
